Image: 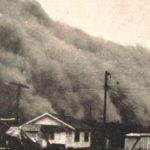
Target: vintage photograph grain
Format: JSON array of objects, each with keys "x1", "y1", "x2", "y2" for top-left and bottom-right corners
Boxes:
[{"x1": 0, "y1": 0, "x2": 150, "y2": 149}]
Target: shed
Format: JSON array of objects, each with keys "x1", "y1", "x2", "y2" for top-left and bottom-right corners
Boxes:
[{"x1": 124, "y1": 133, "x2": 150, "y2": 150}]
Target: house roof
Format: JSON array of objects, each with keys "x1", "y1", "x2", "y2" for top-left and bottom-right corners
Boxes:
[
  {"x1": 25, "y1": 113, "x2": 91, "y2": 131},
  {"x1": 126, "y1": 133, "x2": 150, "y2": 137},
  {"x1": 25, "y1": 113, "x2": 75, "y2": 130},
  {"x1": 6, "y1": 126, "x2": 22, "y2": 139}
]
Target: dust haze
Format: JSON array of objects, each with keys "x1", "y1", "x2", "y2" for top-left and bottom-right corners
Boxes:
[{"x1": 0, "y1": 0, "x2": 150, "y2": 126}]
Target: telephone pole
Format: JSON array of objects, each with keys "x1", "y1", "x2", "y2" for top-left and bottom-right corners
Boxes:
[
  {"x1": 103, "y1": 71, "x2": 111, "y2": 149},
  {"x1": 9, "y1": 82, "x2": 29, "y2": 125}
]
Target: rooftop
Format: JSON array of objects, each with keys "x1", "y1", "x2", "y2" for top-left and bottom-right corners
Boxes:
[
  {"x1": 126, "y1": 133, "x2": 150, "y2": 137},
  {"x1": 25, "y1": 112, "x2": 91, "y2": 131}
]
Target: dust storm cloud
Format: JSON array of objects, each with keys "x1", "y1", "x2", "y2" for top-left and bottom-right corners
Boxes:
[{"x1": 0, "y1": 0, "x2": 150, "y2": 125}]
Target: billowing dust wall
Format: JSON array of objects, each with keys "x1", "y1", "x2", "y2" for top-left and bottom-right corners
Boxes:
[{"x1": 0, "y1": 0, "x2": 150, "y2": 125}]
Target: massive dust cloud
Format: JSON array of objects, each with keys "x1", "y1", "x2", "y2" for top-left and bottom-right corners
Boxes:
[{"x1": 0, "y1": 0, "x2": 150, "y2": 125}]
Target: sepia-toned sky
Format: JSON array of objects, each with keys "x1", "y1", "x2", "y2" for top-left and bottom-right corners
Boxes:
[{"x1": 37, "y1": 0, "x2": 150, "y2": 48}]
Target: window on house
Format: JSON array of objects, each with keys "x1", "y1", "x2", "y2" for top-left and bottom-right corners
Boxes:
[
  {"x1": 75, "y1": 130, "x2": 80, "y2": 142},
  {"x1": 49, "y1": 132, "x2": 55, "y2": 140},
  {"x1": 84, "y1": 132, "x2": 89, "y2": 142}
]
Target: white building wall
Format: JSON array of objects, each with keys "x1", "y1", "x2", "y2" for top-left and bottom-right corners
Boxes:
[
  {"x1": 73, "y1": 131, "x2": 91, "y2": 148},
  {"x1": 49, "y1": 132, "x2": 66, "y2": 145},
  {"x1": 48, "y1": 130, "x2": 91, "y2": 148},
  {"x1": 65, "y1": 131, "x2": 74, "y2": 148}
]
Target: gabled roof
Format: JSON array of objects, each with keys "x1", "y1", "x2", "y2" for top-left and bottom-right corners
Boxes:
[
  {"x1": 25, "y1": 113, "x2": 91, "y2": 131},
  {"x1": 25, "y1": 113, "x2": 75, "y2": 130}
]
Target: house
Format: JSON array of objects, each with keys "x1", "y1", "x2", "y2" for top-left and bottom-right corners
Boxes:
[
  {"x1": 124, "y1": 133, "x2": 150, "y2": 150},
  {"x1": 6, "y1": 113, "x2": 91, "y2": 150}
]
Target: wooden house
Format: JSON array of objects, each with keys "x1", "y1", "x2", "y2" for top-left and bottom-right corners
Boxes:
[
  {"x1": 124, "y1": 133, "x2": 150, "y2": 150},
  {"x1": 6, "y1": 113, "x2": 91, "y2": 150}
]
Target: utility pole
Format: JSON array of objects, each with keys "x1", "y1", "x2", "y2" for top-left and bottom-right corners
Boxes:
[
  {"x1": 9, "y1": 82, "x2": 29, "y2": 125},
  {"x1": 103, "y1": 71, "x2": 111, "y2": 149}
]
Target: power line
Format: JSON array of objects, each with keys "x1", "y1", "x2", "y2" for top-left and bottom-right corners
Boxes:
[
  {"x1": 35, "y1": 85, "x2": 150, "y2": 92},
  {"x1": 110, "y1": 85, "x2": 150, "y2": 91}
]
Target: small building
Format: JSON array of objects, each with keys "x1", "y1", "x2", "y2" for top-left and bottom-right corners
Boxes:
[
  {"x1": 124, "y1": 133, "x2": 150, "y2": 150},
  {"x1": 6, "y1": 113, "x2": 91, "y2": 150}
]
